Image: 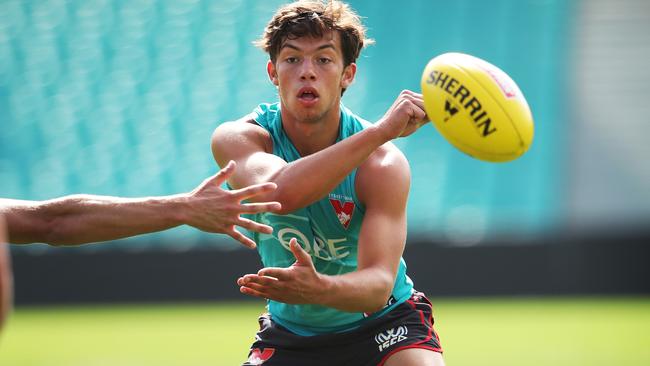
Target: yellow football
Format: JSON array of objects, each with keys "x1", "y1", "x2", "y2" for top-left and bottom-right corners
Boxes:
[{"x1": 421, "y1": 52, "x2": 534, "y2": 162}]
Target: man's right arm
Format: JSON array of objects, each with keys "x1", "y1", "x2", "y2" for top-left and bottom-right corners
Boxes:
[
  {"x1": 211, "y1": 91, "x2": 429, "y2": 214},
  {"x1": 211, "y1": 118, "x2": 387, "y2": 214}
]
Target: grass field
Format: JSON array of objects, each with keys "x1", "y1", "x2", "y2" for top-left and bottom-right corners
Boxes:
[{"x1": 0, "y1": 297, "x2": 648, "y2": 366}]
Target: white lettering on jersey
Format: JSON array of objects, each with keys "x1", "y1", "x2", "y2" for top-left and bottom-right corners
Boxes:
[{"x1": 277, "y1": 228, "x2": 350, "y2": 261}]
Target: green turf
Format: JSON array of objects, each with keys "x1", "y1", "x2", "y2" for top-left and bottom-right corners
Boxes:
[{"x1": 0, "y1": 297, "x2": 648, "y2": 366}]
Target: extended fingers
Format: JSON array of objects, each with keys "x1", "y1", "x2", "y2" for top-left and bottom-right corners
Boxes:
[
  {"x1": 239, "y1": 285, "x2": 269, "y2": 299},
  {"x1": 239, "y1": 201, "x2": 282, "y2": 214},
  {"x1": 227, "y1": 228, "x2": 257, "y2": 249},
  {"x1": 257, "y1": 267, "x2": 292, "y2": 280},
  {"x1": 231, "y1": 182, "x2": 278, "y2": 200},
  {"x1": 212, "y1": 160, "x2": 236, "y2": 186},
  {"x1": 289, "y1": 238, "x2": 313, "y2": 265},
  {"x1": 238, "y1": 273, "x2": 289, "y2": 302},
  {"x1": 238, "y1": 274, "x2": 281, "y2": 286},
  {"x1": 236, "y1": 216, "x2": 274, "y2": 234}
]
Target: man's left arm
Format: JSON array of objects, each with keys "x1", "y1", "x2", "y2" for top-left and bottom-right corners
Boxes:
[{"x1": 238, "y1": 145, "x2": 410, "y2": 313}]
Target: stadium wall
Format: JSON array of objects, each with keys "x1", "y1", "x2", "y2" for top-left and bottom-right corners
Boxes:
[{"x1": 11, "y1": 231, "x2": 650, "y2": 305}]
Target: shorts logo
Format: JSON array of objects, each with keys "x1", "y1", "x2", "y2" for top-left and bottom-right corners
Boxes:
[
  {"x1": 329, "y1": 198, "x2": 355, "y2": 229},
  {"x1": 246, "y1": 348, "x2": 275, "y2": 365},
  {"x1": 375, "y1": 326, "x2": 408, "y2": 352}
]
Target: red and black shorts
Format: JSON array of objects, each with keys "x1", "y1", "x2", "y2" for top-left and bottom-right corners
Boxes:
[{"x1": 242, "y1": 291, "x2": 442, "y2": 366}]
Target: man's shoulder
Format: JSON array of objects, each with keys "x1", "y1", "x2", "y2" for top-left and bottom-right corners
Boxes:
[
  {"x1": 214, "y1": 101, "x2": 280, "y2": 134},
  {"x1": 356, "y1": 143, "x2": 410, "y2": 204},
  {"x1": 214, "y1": 114, "x2": 268, "y2": 136},
  {"x1": 211, "y1": 115, "x2": 273, "y2": 152},
  {"x1": 364, "y1": 143, "x2": 409, "y2": 174}
]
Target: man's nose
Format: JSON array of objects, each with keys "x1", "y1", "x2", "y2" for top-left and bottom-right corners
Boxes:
[{"x1": 300, "y1": 60, "x2": 317, "y2": 81}]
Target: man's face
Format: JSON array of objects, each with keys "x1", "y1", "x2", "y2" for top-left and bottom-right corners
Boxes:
[{"x1": 268, "y1": 31, "x2": 356, "y2": 124}]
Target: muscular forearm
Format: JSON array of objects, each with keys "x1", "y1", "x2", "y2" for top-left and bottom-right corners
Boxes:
[
  {"x1": 316, "y1": 267, "x2": 394, "y2": 313},
  {"x1": 2, "y1": 195, "x2": 185, "y2": 245},
  {"x1": 269, "y1": 125, "x2": 389, "y2": 213}
]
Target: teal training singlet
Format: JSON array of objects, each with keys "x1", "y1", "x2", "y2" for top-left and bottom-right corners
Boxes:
[{"x1": 246, "y1": 102, "x2": 414, "y2": 336}]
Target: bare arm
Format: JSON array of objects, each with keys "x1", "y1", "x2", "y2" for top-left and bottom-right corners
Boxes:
[
  {"x1": 211, "y1": 90, "x2": 427, "y2": 214},
  {"x1": 0, "y1": 161, "x2": 281, "y2": 248},
  {"x1": 0, "y1": 216, "x2": 12, "y2": 330},
  {"x1": 238, "y1": 146, "x2": 411, "y2": 313},
  {"x1": 316, "y1": 148, "x2": 410, "y2": 311}
]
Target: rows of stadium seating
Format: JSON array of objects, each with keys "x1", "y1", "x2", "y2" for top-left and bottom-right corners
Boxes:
[{"x1": 0, "y1": 0, "x2": 572, "y2": 250}]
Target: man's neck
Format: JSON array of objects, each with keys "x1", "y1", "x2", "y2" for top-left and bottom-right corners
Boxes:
[{"x1": 281, "y1": 104, "x2": 341, "y2": 156}]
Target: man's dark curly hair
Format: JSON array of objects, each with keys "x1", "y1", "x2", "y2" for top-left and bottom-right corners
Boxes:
[{"x1": 254, "y1": 0, "x2": 373, "y2": 67}]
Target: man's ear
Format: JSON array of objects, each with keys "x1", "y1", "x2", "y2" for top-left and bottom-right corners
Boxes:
[
  {"x1": 267, "y1": 60, "x2": 279, "y2": 86},
  {"x1": 341, "y1": 63, "x2": 357, "y2": 89}
]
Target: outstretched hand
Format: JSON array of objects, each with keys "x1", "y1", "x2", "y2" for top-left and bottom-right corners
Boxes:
[
  {"x1": 237, "y1": 238, "x2": 324, "y2": 304},
  {"x1": 378, "y1": 90, "x2": 430, "y2": 140},
  {"x1": 182, "y1": 161, "x2": 281, "y2": 248}
]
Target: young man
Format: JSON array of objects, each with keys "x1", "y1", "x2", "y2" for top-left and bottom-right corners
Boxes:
[
  {"x1": 1, "y1": 161, "x2": 279, "y2": 248},
  {"x1": 211, "y1": 1, "x2": 444, "y2": 365}
]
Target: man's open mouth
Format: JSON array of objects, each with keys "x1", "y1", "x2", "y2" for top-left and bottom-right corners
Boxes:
[{"x1": 298, "y1": 87, "x2": 319, "y2": 101}]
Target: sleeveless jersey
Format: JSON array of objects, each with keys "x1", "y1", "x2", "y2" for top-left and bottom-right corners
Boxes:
[{"x1": 246, "y1": 102, "x2": 414, "y2": 336}]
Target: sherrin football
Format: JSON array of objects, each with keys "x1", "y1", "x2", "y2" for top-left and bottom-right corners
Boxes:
[{"x1": 421, "y1": 52, "x2": 534, "y2": 162}]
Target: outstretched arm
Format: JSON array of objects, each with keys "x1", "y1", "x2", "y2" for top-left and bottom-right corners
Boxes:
[
  {"x1": 212, "y1": 90, "x2": 428, "y2": 214},
  {"x1": 0, "y1": 161, "x2": 281, "y2": 248},
  {"x1": 0, "y1": 216, "x2": 12, "y2": 330}
]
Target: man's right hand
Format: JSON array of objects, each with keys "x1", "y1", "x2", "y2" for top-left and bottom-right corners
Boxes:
[{"x1": 376, "y1": 90, "x2": 429, "y2": 140}]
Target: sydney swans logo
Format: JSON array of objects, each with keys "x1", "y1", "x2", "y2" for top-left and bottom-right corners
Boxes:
[{"x1": 329, "y1": 198, "x2": 355, "y2": 229}]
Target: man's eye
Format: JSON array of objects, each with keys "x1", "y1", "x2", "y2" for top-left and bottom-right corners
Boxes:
[
  {"x1": 319, "y1": 57, "x2": 332, "y2": 64},
  {"x1": 286, "y1": 57, "x2": 298, "y2": 64}
]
